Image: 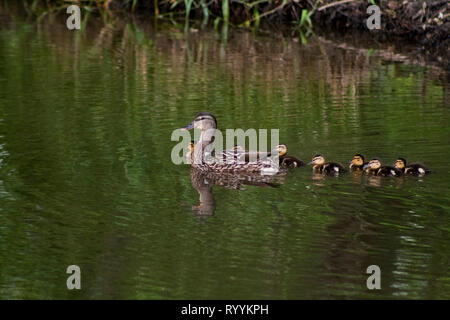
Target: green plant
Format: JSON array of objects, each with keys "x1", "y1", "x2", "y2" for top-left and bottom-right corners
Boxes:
[
  {"x1": 222, "y1": 0, "x2": 229, "y2": 23},
  {"x1": 184, "y1": 0, "x2": 194, "y2": 19},
  {"x1": 298, "y1": 9, "x2": 313, "y2": 31}
]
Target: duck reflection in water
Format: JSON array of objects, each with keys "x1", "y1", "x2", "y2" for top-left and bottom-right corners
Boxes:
[
  {"x1": 189, "y1": 167, "x2": 286, "y2": 216},
  {"x1": 363, "y1": 174, "x2": 405, "y2": 188}
]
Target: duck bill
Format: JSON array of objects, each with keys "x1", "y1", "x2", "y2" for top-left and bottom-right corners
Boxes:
[
  {"x1": 180, "y1": 122, "x2": 194, "y2": 130},
  {"x1": 362, "y1": 163, "x2": 369, "y2": 170},
  {"x1": 307, "y1": 161, "x2": 314, "y2": 165}
]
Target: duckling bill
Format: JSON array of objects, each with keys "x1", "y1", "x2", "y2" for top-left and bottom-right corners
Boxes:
[{"x1": 394, "y1": 158, "x2": 430, "y2": 175}]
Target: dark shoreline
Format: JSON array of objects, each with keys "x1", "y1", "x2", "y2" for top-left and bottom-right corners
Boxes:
[
  {"x1": 110, "y1": 1, "x2": 448, "y2": 55},
  {"x1": 312, "y1": 1, "x2": 449, "y2": 70},
  {"x1": 9, "y1": 1, "x2": 450, "y2": 70}
]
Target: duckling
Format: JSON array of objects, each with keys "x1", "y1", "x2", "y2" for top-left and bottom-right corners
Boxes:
[
  {"x1": 394, "y1": 158, "x2": 430, "y2": 175},
  {"x1": 363, "y1": 158, "x2": 403, "y2": 177},
  {"x1": 186, "y1": 140, "x2": 195, "y2": 164},
  {"x1": 349, "y1": 154, "x2": 367, "y2": 171},
  {"x1": 278, "y1": 144, "x2": 304, "y2": 168},
  {"x1": 308, "y1": 154, "x2": 346, "y2": 174}
]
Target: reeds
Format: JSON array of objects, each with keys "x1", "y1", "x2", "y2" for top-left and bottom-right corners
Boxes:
[
  {"x1": 18, "y1": 0, "x2": 450, "y2": 55},
  {"x1": 25, "y1": 0, "x2": 313, "y2": 28}
]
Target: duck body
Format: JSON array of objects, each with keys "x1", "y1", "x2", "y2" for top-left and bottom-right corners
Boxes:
[
  {"x1": 322, "y1": 162, "x2": 346, "y2": 174},
  {"x1": 280, "y1": 155, "x2": 304, "y2": 168},
  {"x1": 376, "y1": 166, "x2": 403, "y2": 177},
  {"x1": 404, "y1": 164, "x2": 431, "y2": 175},
  {"x1": 224, "y1": 145, "x2": 276, "y2": 163},
  {"x1": 226, "y1": 144, "x2": 304, "y2": 169},
  {"x1": 394, "y1": 158, "x2": 430, "y2": 175}
]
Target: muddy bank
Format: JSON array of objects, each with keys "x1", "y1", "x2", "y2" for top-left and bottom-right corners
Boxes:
[
  {"x1": 312, "y1": 1, "x2": 449, "y2": 69},
  {"x1": 91, "y1": 1, "x2": 450, "y2": 68},
  {"x1": 12, "y1": 1, "x2": 450, "y2": 69}
]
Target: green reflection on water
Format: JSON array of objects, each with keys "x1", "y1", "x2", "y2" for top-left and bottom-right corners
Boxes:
[{"x1": 0, "y1": 11, "x2": 449, "y2": 299}]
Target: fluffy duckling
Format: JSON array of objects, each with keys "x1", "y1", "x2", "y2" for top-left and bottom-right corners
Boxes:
[
  {"x1": 363, "y1": 158, "x2": 403, "y2": 177},
  {"x1": 186, "y1": 140, "x2": 195, "y2": 164},
  {"x1": 394, "y1": 158, "x2": 430, "y2": 175},
  {"x1": 349, "y1": 154, "x2": 367, "y2": 171},
  {"x1": 278, "y1": 144, "x2": 304, "y2": 168},
  {"x1": 308, "y1": 154, "x2": 346, "y2": 174}
]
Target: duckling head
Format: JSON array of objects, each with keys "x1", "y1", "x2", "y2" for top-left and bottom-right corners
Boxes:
[
  {"x1": 394, "y1": 157, "x2": 406, "y2": 170},
  {"x1": 350, "y1": 154, "x2": 365, "y2": 168},
  {"x1": 181, "y1": 112, "x2": 217, "y2": 131},
  {"x1": 364, "y1": 158, "x2": 382, "y2": 171},
  {"x1": 277, "y1": 144, "x2": 288, "y2": 157},
  {"x1": 308, "y1": 154, "x2": 325, "y2": 166}
]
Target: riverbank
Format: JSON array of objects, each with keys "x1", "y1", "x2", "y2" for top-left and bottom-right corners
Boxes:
[
  {"x1": 14, "y1": 1, "x2": 450, "y2": 69},
  {"x1": 313, "y1": 1, "x2": 448, "y2": 69}
]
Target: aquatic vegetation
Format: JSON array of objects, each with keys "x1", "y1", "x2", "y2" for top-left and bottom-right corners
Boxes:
[{"x1": 22, "y1": 0, "x2": 448, "y2": 58}]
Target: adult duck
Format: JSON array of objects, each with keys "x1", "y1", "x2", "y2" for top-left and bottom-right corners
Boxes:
[{"x1": 180, "y1": 112, "x2": 282, "y2": 174}]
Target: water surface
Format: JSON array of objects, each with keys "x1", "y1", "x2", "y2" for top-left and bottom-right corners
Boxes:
[{"x1": 0, "y1": 10, "x2": 449, "y2": 299}]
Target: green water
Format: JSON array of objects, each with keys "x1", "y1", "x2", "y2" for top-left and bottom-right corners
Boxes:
[{"x1": 0, "y1": 10, "x2": 449, "y2": 299}]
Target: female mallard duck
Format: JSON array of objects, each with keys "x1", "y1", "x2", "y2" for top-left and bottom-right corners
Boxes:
[
  {"x1": 180, "y1": 112, "x2": 282, "y2": 174},
  {"x1": 349, "y1": 154, "x2": 367, "y2": 171},
  {"x1": 394, "y1": 158, "x2": 430, "y2": 175},
  {"x1": 363, "y1": 158, "x2": 403, "y2": 177},
  {"x1": 278, "y1": 144, "x2": 304, "y2": 168},
  {"x1": 308, "y1": 154, "x2": 346, "y2": 174}
]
